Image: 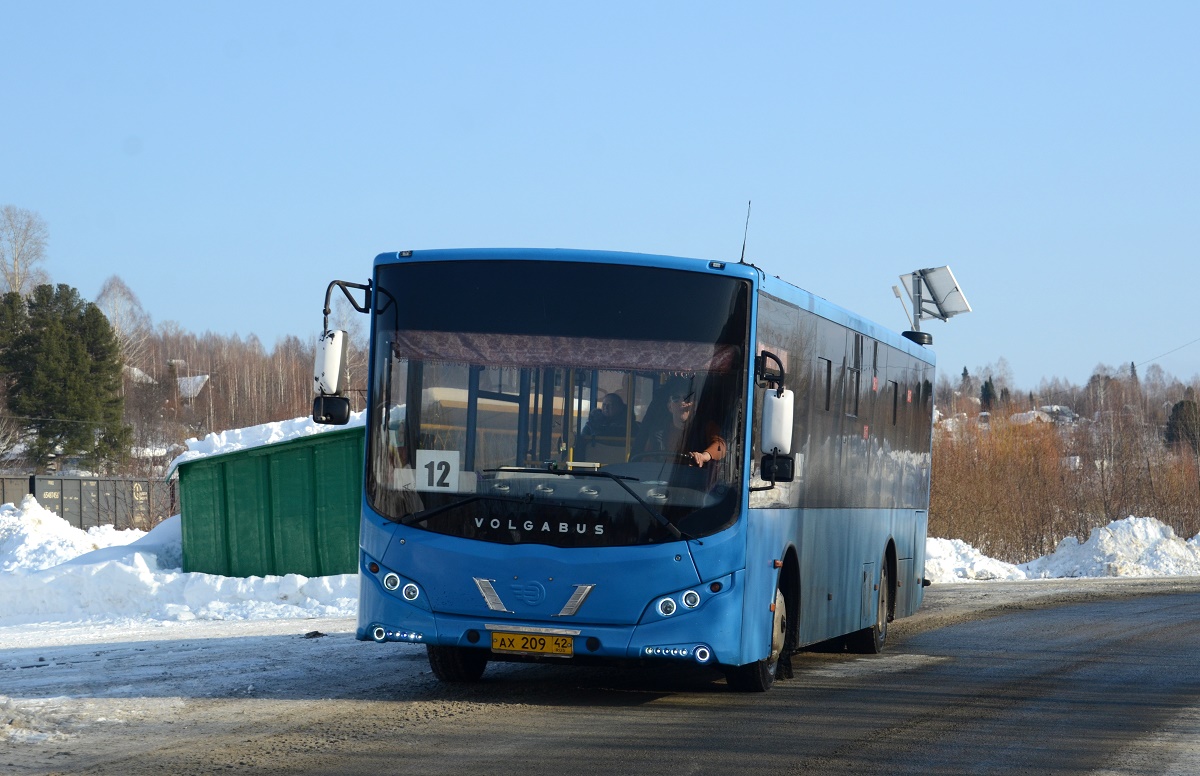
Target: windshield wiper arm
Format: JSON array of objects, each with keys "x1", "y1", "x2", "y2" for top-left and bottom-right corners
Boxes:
[
  {"x1": 398, "y1": 494, "x2": 526, "y2": 526},
  {"x1": 485, "y1": 467, "x2": 689, "y2": 541}
]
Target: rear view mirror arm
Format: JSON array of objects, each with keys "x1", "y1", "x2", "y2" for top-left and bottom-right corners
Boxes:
[
  {"x1": 755, "y1": 350, "x2": 786, "y2": 397},
  {"x1": 323, "y1": 280, "x2": 372, "y2": 331}
]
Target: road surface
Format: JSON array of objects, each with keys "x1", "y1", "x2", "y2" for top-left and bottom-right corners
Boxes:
[{"x1": 3, "y1": 577, "x2": 1199, "y2": 775}]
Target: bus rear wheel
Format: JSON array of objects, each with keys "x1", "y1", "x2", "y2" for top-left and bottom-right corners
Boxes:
[
  {"x1": 427, "y1": 645, "x2": 489, "y2": 682},
  {"x1": 724, "y1": 587, "x2": 788, "y2": 692},
  {"x1": 846, "y1": 559, "x2": 890, "y2": 654}
]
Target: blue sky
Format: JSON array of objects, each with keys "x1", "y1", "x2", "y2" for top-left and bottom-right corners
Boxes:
[{"x1": 3, "y1": 2, "x2": 1197, "y2": 392}]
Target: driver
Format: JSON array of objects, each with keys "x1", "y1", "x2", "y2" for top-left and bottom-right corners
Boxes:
[{"x1": 635, "y1": 377, "x2": 726, "y2": 467}]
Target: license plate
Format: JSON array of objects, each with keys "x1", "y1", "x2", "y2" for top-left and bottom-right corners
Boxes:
[{"x1": 491, "y1": 631, "x2": 574, "y2": 657}]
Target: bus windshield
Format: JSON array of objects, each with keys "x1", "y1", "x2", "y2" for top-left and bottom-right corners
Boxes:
[{"x1": 366, "y1": 259, "x2": 751, "y2": 547}]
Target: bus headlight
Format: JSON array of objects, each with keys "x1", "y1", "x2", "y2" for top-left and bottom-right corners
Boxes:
[
  {"x1": 657, "y1": 597, "x2": 677, "y2": 616},
  {"x1": 681, "y1": 590, "x2": 701, "y2": 609},
  {"x1": 402, "y1": 583, "x2": 420, "y2": 601}
]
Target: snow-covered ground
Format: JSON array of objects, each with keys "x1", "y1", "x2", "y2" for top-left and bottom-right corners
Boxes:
[
  {"x1": 4, "y1": 413, "x2": 1200, "y2": 752},
  {"x1": 928, "y1": 517, "x2": 1200, "y2": 581}
]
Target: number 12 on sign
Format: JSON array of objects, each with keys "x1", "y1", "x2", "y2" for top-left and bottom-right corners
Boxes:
[{"x1": 415, "y1": 450, "x2": 461, "y2": 492}]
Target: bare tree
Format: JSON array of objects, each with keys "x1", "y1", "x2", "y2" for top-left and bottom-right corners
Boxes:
[
  {"x1": 0, "y1": 205, "x2": 51, "y2": 295},
  {"x1": 0, "y1": 413, "x2": 23, "y2": 467},
  {"x1": 96, "y1": 275, "x2": 154, "y2": 370}
]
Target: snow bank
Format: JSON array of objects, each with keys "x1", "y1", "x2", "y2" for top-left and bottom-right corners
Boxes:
[
  {"x1": 923, "y1": 516, "x2": 1200, "y2": 583},
  {"x1": 924, "y1": 537, "x2": 1025, "y2": 582},
  {"x1": 1022, "y1": 517, "x2": 1200, "y2": 578},
  {"x1": 0, "y1": 496, "x2": 145, "y2": 574},
  {"x1": 0, "y1": 495, "x2": 356, "y2": 627}
]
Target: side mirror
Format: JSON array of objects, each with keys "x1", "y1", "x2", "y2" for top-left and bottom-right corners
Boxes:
[
  {"x1": 314, "y1": 330, "x2": 349, "y2": 395},
  {"x1": 760, "y1": 388, "x2": 793, "y2": 454},
  {"x1": 313, "y1": 329, "x2": 350, "y2": 425},
  {"x1": 313, "y1": 395, "x2": 352, "y2": 426},
  {"x1": 750, "y1": 388, "x2": 795, "y2": 492},
  {"x1": 760, "y1": 453, "x2": 795, "y2": 483}
]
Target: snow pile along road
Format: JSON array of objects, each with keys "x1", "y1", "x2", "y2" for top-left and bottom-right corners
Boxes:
[
  {"x1": 1022, "y1": 516, "x2": 1200, "y2": 578},
  {"x1": 924, "y1": 516, "x2": 1200, "y2": 583},
  {"x1": 0, "y1": 499, "x2": 356, "y2": 627},
  {"x1": 924, "y1": 537, "x2": 1025, "y2": 582},
  {"x1": 0, "y1": 496, "x2": 143, "y2": 574}
]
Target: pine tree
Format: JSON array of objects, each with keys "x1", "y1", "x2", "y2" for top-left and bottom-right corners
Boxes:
[
  {"x1": 1165, "y1": 399, "x2": 1200, "y2": 455},
  {"x1": 980, "y1": 377, "x2": 997, "y2": 413},
  {"x1": 0, "y1": 284, "x2": 131, "y2": 472}
]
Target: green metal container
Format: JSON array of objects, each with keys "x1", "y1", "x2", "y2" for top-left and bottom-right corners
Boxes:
[{"x1": 174, "y1": 426, "x2": 364, "y2": 577}]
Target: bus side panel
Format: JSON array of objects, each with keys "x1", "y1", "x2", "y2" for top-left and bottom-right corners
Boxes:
[
  {"x1": 792, "y1": 506, "x2": 925, "y2": 647},
  {"x1": 895, "y1": 508, "x2": 928, "y2": 618},
  {"x1": 747, "y1": 506, "x2": 902, "y2": 649},
  {"x1": 795, "y1": 507, "x2": 887, "y2": 644},
  {"x1": 750, "y1": 287, "x2": 933, "y2": 650}
]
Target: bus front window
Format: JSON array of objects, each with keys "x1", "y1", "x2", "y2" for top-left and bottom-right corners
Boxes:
[{"x1": 365, "y1": 260, "x2": 750, "y2": 547}]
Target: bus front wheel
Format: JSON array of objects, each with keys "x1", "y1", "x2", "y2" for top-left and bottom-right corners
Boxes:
[
  {"x1": 427, "y1": 645, "x2": 489, "y2": 682},
  {"x1": 724, "y1": 587, "x2": 788, "y2": 692}
]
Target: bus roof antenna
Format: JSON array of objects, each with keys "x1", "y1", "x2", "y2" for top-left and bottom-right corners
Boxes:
[{"x1": 739, "y1": 201, "x2": 752, "y2": 264}]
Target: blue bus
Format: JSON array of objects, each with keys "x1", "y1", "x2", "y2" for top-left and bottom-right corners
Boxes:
[{"x1": 313, "y1": 248, "x2": 935, "y2": 691}]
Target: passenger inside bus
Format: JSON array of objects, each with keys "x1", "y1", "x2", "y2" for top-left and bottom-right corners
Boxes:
[{"x1": 575, "y1": 392, "x2": 637, "y2": 465}]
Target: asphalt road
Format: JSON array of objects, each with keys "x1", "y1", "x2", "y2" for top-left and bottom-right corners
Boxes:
[{"x1": 5, "y1": 578, "x2": 1200, "y2": 775}]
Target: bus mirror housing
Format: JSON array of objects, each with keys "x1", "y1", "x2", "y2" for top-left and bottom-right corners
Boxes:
[
  {"x1": 313, "y1": 330, "x2": 351, "y2": 426},
  {"x1": 314, "y1": 330, "x2": 348, "y2": 395},
  {"x1": 760, "y1": 389, "x2": 793, "y2": 454},
  {"x1": 752, "y1": 388, "x2": 795, "y2": 490},
  {"x1": 313, "y1": 394, "x2": 352, "y2": 425},
  {"x1": 760, "y1": 453, "x2": 795, "y2": 483}
]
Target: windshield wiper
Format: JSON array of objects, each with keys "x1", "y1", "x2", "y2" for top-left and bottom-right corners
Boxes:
[
  {"x1": 398, "y1": 494, "x2": 524, "y2": 527},
  {"x1": 485, "y1": 467, "x2": 690, "y2": 541}
]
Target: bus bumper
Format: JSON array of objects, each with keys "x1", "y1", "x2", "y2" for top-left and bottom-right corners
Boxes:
[{"x1": 356, "y1": 562, "x2": 752, "y2": 667}]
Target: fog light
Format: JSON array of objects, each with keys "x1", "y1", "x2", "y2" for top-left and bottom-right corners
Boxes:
[
  {"x1": 657, "y1": 597, "x2": 677, "y2": 616},
  {"x1": 382, "y1": 573, "x2": 400, "y2": 591},
  {"x1": 402, "y1": 583, "x2": 420, "y2": 601},
  {"x1": 682, "y1": 590, "x2": 701, "y2": 609}
]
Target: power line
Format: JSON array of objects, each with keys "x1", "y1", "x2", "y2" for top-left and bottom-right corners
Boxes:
[
  {"x1": 0, "y1": 414, "x2": 106, "y2": 427},
  {"x1": 1137, "y1": 335, "x2": 1200, "y2": 370}
]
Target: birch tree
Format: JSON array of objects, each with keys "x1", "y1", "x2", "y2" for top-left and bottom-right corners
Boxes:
[
  {"x1": 96, "y1": 275, "x2": 153, "y2": 370},
  {"x1": 0, "y1": 206, "x2": 51, "y2": 295}
]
